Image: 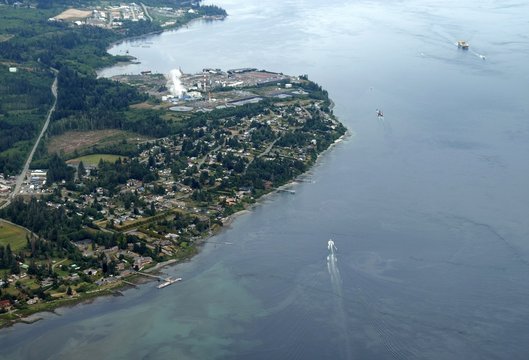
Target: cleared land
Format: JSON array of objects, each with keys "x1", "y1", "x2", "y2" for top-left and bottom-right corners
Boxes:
[
  {"x1": 54, "y1": 9, "x2": 91, "y2": 20},
  {"x1": 0, "y1": 220, "x2": 28, "y2": 251},
  {"x1": 67, "y1": 154, "x2": 126, "y2": 166},
  {"x1": 130, "y1": 102, "x2": 159, "y2": 110},
  {"x1": 47, "y1": 129, "x2": 150, "y2": 156}
]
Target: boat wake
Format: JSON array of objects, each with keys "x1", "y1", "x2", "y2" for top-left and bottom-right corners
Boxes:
[
  {"x1": 327, "y1": 239, "x2": 342, "y2": 297},
  {"x1": 376, "y1": 113, "x2": 394, "y2": 141},
  {"x1": 326, "y1": 239, "x2": 352, "y2": 358},
  {"x1": 470, "y1": 50, "x2": 487, "y2": 60}
]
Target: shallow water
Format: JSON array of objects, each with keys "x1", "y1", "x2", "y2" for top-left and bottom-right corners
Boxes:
[{"x1": 2, "y1": 0, "x2": 529, "y2": 358}]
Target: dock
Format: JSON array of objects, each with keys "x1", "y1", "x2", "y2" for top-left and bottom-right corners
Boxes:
[
  {"x1": 157, "y1": 277, "x2": 182, "y2": 289},
  {"x1": 277, "y1": 189, "x2": 296, "y2": 194},
  {"x1": 134, "y1": 271, "x2": 182, "y2": 289},
  {"x1": 134, "y1": 271, "x2": 164, "y2": 281},
  {"x1": 121, "y1": 280, "x2": 138, "y2": 287}
]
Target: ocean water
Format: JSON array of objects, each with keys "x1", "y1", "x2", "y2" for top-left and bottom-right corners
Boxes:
[{"x1": 2, "y1": 0, "x2": 529, "y2": 358}]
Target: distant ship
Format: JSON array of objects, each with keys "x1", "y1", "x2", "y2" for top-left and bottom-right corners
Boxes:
[{"x1": 457, "y1": 40, "x2": 469, "y2": 49}]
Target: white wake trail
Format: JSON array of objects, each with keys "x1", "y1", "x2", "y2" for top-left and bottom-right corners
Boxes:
[{"x1": 326, "y1": 239, "x2": 352, "y2": 358}]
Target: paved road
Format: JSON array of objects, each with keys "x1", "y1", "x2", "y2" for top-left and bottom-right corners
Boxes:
[
  {"x1": 1, "y1": 75, "x2": 58, "y2": 209},
  {"x1": 140, "y1": 3, "x2": 153, "y2": 22},
  {"x1": 197, "y1": 145, "x2": 221, "y2": 169},
  {"x1": 244, "y1": 138, "x2": 279, "y2": 172}
]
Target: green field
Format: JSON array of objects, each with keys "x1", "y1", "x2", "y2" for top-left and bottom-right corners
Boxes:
[
  {"x1": 68, "y1": 154, "x2": 127, "y2": 166},
  {"x1": 0, "y1": 220, "x2": 28, "y2": 251}
]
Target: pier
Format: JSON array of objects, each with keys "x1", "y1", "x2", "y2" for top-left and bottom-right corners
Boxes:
[
  {"x1": 277, "y1": 189, "x2": 296, "y2": 194},
  {"x1": 134, "y1": 271, "x2": 165, "y2": 281},
  {"x1": 121, "y1": 280, "x2": 138, "y2": 288},
  {"x1": 134, "y1": 271, "x2": 182, "y2": 289}
]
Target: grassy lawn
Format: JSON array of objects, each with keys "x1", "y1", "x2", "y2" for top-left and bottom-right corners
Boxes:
[
  {"x1": 0, "y1": 220, "x2": 28, "y2": 251},
  {"x1": 67, "y1": 154, "x2": 127, "y2": 166}
]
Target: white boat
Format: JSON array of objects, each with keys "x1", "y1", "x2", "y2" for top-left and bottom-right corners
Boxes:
[
  {"x1": 457, "y1": 40, "x2": 469, "y2": 49},
  {"x1": 157, "y1": 277, "x2": 182, "y2": 289}
]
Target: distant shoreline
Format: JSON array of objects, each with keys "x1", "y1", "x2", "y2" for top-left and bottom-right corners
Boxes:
[{"x1": 98, "y1": 16, "x2": 226, "y2": 77}]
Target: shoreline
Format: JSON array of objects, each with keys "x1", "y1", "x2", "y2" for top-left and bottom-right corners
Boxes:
[
  {"x1": 112, "y1": 15, "x2": 219, "y2": 47},
  {"x1": 0, "y1": 5, "x2": 347, "y2": 329},
  {"x1": 98, "y1": 16, "x2": 225, "y2": 77},
  {"x1": 2, "y1": 130, "x2": 348, "y2": 329}
]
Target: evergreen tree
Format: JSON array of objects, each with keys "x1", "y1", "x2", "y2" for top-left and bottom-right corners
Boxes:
[
  {"x1": 46, "y1": 154, "x2": 74, "y2": 184},
  {"x1": 150, "y1": 202, "x2": 156, "y2": 216},
  {"x1": 78, "y1": 161, "x2": 86, "y2": 178}
]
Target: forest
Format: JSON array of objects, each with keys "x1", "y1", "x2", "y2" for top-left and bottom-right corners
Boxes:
[
  {"x1": 0, "y1": 66, "x2": 54, "y2": 175},
  {"x1": 0, "y1": 1, "x2": 231, "y2": 175}
]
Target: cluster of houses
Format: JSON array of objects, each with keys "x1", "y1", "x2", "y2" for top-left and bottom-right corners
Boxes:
[
  {"x1": 0, "y1": 79, "x2": 341, "y2": 314},
  {"x1": 0, "y1": 174, "x2": 15, "y2": 198},
  {"x1": 104, "y1": 99, "x2": 324, "y2": 219}
]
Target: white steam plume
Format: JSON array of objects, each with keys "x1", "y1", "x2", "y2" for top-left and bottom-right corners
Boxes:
[{"x1": 166, "y1": 68, "x2": 186, "y2": 98}]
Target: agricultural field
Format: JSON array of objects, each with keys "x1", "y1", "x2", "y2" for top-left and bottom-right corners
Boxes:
[
  {"x1": 0, "y1": 220, "x2": 28, "y2": 251},
  {"x1": 67, "y1": 154, "x2": 127, "y2": 166},
  {"x1": 47, "y1": 129, "x2": 150, "y2": 156}
]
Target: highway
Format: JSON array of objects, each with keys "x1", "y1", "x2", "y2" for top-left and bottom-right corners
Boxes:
[{"x1": 0, "y1": 74, "x2": 58, "y2": 209}]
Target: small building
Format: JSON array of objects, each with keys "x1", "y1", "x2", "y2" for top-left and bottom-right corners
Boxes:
[
  {"x1": 103, "y1": 246, "x2": 119, "y2": 255},
  {"x1": 225, "y1": 197, "x2": 237, "y2": 206},
  {"x1": 9, "y1": 67, "x2": 17, "y2": 73},
  {"x1": 68, "y1": 273, "x2": 80, "y2": 281},
  {"x1": 83, "y1": 268, "x2": 98, "y2": 276},
  {"x1": 165, "y1": 233, "x2": 179, "y2": 240},
  {"x1": 133, "y1": 256, "x2": 153, "y2": 270},
  {"x1": 27, "y1": 297, "x2": 39, "y2": 305},
  {"x1": 30, "y1": 170, "x2": 47, "y2": 178},
  {"x1": 0, "y1": 300, "x2": 11, "y2": 311}
]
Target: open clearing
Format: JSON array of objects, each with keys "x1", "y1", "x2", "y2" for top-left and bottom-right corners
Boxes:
[
  {"x1": 130, "y1": 102, "x2": 157, "y2": 110},
  {"x1": 67, "y1": 154, "x2": 126, "y2": 166},
  {"x1": 47, "y1": 129, "x2": 151, "y2": 156},
  {"x1": 0, "y1": 220, "x2": 28, "y2": 251},
  {"x1": 54, "y1": 9, "x2": 92, "y2": 20}
]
